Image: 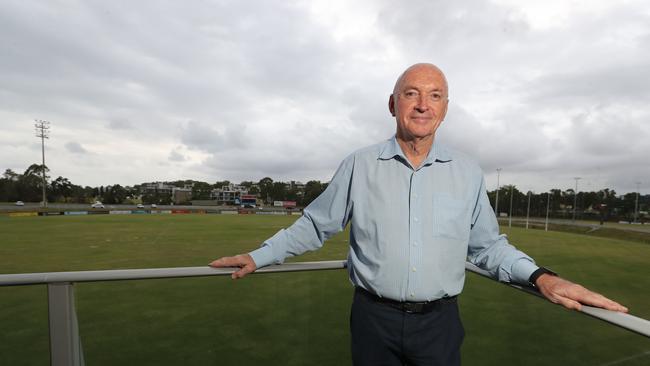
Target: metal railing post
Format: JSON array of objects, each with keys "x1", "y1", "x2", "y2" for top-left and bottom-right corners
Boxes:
[{"x1": 47, "y1": 282, "x2": 84, "y2": 366}]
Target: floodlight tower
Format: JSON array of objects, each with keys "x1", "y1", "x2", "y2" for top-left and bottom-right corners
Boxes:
[
  {"x1": 508, "y1": 184, "x2": 514, "y2": 228},
  {"x1": 526, "y1": 190, "x2": 532, "y2": 229},
  {"x1": 635, "y1": 182, "x2": 641, "y2": 223},
  {"x1": 572, "y1": 177, "x2": 581, "y2": 222},
  {"x1": 545, "y1": 192, "x2": 551, "y2": 231},
  {"x1": 35, "y1": 120, "x2": 50, "y2": 208},
  {"x1": 494, "y1": 168, "x2": 502, "y2": 216}
]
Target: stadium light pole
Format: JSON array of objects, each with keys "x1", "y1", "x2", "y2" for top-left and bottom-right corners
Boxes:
[
  {"x1": 494, "y1": 168, "x2": 502, "y2": 216},
  {"x1": 572, "y1": 177, "x2": 581, "y2": 222},
  {"x1": 35, "y1": 120, "x2": 51, "y2": 208},
  {"x1": 508, "y1": 185, "x2": 514, "y2": 228},
  {"x1": 526, "y1": 190, "x2": 531, "y2": 229},
  {"x1": 545, "y1": 192, "x2": 551, "y2": 231},
  {"x1": 635, "y1": 182, "x2": 641, "y2": 223}
]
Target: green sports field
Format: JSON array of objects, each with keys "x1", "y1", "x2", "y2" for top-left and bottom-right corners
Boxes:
[{"x1": 1, "y1": 214, "x2": 649, "y2": 366}]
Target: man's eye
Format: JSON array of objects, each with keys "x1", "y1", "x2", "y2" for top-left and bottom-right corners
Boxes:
[
  {"x1": 404, "y1": 91, "x2": 418, "y2": 98},
  {"x1": 431, "y1": 93, "x2": 442, "y2": 100}
]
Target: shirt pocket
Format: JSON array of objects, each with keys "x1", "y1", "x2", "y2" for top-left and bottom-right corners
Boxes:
[{"x1": 432, "y1": 195, "x2": 469, "y2": 240}]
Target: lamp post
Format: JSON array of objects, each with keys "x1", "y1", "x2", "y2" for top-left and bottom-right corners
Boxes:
[
  {"x1": 494, "y1": 168, "x2": 502, "y2": 216},
  {"x1": 635, "y1": 182, "x2": 641, "y2": 223},
  {"x1": 35, "y1": 120, "x2": 50, "y2": 208},
  {"x1": 508, "y1": 185, "x2": 514, "y2": 228},
  {"x1": 545, "y1": 192, "x2": 551, "y2": 231},
  {"x1": 526, "y1": 190, "x2": 531, "y2": 229},
  {"x1": 572, "y1": 177, "x2": 581, "y2": 222}
]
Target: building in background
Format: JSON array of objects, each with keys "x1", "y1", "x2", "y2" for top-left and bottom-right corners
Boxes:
[
  {"x1": 211, "y1": 183, "x2": 249, "y2": 205},
  {"x1": 172, "y1": 186, "x2": 192, "y2": 205}
]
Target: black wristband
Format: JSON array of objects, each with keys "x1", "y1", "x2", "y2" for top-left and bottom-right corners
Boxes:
[{"x1": 529, "y1": 267, "x2": 558, "y2": 287}]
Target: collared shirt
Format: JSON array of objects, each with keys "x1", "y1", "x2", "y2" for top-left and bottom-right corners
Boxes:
[{"x1": 250, "y1": 136, "x2": 538, "y2": 302}]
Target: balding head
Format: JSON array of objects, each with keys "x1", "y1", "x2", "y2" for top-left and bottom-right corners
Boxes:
[{"x1": 392, "y1": 63, "x2": 448, "y2": 98}]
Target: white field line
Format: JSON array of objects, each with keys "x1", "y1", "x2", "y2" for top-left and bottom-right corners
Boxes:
[{"x1": 596, "y1": 350, "x2": 650, "y2": 366}]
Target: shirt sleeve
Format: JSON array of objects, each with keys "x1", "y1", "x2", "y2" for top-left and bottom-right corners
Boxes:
[
  {"x1": 466, "y1": 176, "x2": 539, "y2": 284},
  {"x1": 249, "y1": 155, "x2": 355, "y2": 268}
]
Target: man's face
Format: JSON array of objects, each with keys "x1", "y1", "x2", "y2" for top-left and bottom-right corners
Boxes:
[{"x1": 389, "y1": 66, "x2": 449, "y2": 141}]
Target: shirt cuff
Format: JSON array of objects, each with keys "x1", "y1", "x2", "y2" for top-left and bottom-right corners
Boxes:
[
  {"x1": 511, "y1": 258, "x2": 539, "y2": 285},
  {"x1": 248, "y1": 245, "x2": 276, "y2": 268}
]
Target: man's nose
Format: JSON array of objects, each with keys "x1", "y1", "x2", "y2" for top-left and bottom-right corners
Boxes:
[{"x1": 415, "y1": 95, "x2": 429, "y2": 112}]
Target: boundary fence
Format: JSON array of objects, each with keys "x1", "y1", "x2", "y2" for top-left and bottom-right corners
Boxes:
[{"x1": 2, "y1": 208, "x2": 303, "y2": 218}]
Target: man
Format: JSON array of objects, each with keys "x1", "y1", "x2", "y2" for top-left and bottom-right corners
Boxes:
[{"x1": 210, "y1": 63, "x2": 627, "y2": 366}]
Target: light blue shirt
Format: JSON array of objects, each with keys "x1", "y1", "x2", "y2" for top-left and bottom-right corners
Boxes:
[{"x1": 250, "y1": 136, "x2": 539, "y2": 302}]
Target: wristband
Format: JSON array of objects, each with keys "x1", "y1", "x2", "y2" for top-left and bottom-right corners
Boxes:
[{"x1": 529, "y1": 267, "x2": 558, "y2": 287}]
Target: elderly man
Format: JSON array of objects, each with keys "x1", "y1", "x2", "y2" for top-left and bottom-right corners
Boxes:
[{"x1": 210, "y1": 63, "x2": 627, "y2": 366}]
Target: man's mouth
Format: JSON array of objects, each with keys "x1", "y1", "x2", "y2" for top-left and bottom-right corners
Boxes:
[{"x1": 410, "y1": 116, "x2": 432, "y2": 123}]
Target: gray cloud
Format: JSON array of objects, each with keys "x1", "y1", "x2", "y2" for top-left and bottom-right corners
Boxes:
[
  {"x1": 168, "y1": 149, "x2": 186, "y2": 162},
  {"x1": 0, "y1": 1, "x2": 648, "y2": 194},
  {"x1": 107, "y1": 118, "x2": 134, "y2": 130},
  {"x1": 64, "y1": 141, "x2": 88, "y2": 154}
]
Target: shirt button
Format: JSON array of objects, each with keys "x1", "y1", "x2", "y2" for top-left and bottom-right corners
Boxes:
[
  {"x1": 413, "y1": 217, "x2": 419, "y2": 222},
  {"x1": 410, "y1": 293, "x2": 415, "y2": 297},
  {"x1": 412, "y1": 267, "x2": 417, "y2": 272},
  {"x1": 413, "y1": 241, "x2": 418, "y2": 246}
]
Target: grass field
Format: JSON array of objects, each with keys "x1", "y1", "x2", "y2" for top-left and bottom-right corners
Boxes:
[{"x1": 1, "y1": 214, "x2": 649, "y2": 366}]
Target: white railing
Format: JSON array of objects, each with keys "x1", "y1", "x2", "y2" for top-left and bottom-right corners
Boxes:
[{"x1": 1, "y1": 260, "x2": 648, "y2": 366}]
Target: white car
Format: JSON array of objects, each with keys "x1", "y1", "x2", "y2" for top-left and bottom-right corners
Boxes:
[
  {"x1": 136, "y1": 204, "x2": 145, "y2": 209},
  {"x1": 15, "y1": 201, "x2": 25, "y2": 206},
  {"x1": 91, "y1": 202, "x2": 105, "y2": 209},
  {"x1": 151, "y1": 204, "x2": 157, "y2": 208}
]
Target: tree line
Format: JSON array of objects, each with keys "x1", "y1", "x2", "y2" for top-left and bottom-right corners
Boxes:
[
  {"x1": 0, "y1": 164, "x2": 329, "y2": 207},
  {"x1": 488, "y1": 185, "x2": 648, "y2": 222},
  {"x1": 1, "y1": 164, "x2": 646, "y2": 221}
]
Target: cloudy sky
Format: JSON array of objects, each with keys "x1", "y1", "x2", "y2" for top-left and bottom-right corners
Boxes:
[{"x1": 1, "y1": 0, "x2": 648, "y2": 194}]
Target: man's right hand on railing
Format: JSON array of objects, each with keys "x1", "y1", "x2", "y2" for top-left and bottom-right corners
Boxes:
[{"x1": 209, "y1": 254, "x2": 257, "y2": 280}]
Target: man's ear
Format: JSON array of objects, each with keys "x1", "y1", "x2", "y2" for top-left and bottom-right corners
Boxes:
[{"x1": 388, "y1": 94, "x2": 396, "y2": 117}]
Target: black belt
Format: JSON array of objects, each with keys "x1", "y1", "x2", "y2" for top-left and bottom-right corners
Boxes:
[{"x1": 355, "y1": 287, "x2": 456, "y2": 314}]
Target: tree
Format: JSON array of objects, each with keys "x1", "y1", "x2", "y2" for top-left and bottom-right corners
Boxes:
[
  {"x1": 272, "y1": 182, "x2": 289, "y2": 201},
  {"x1": 50, "y1": 176, "x2": 73, "y2": 202},
  {"x1": 18, "y1": 164, "x2": 49, "y2": 202},
  {"x1": 213, "y1": 180, "x2": 231, "y2": 189},
  {"x1": 105, "y1": 184, "x2": 127, "y2": 204},
  {"x1": 192, "y1": 181, "x2": 212, "y2": 200},
  {"x1": 0, "y1": 169, "x2": 20, "y2": 201},
  {"x1": 620, "y1": 193, "x2": 638, "y2": 222},
  {"x1": 302, "y1": 180, "x2": 326, "y2": 206},
  {"x1": 258, "y1": 177, "x2": 274, "y2": 203}
]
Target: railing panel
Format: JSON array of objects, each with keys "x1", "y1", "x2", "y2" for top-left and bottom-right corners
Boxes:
[
  {"x1": 74, "y1": 271, "x2": 353, "y2": 365},
  {"x1": 0, "y1": 285, "x2": 50, "y2": 365}
]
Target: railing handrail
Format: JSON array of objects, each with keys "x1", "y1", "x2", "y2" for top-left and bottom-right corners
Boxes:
[
  {"x1": 1, "y1": 260, "x2": 649, "y2": 339},
  {"x1": 0, "y1": 260, "x2": 347, "y2": 286}
]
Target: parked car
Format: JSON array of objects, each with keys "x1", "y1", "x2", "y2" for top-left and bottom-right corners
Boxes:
[
  {"x1": 91, "y1": 202, "x2": 105, "y2": 209},
  {"x1": 15, "y1": 201, "x2": 25, "y2": 206},
  {"x1": 136, "y1": 204, "x2": 145, "y2": 209},
  {"x1": 151, "y1": 204, "x2": 157, "y2": 208}
]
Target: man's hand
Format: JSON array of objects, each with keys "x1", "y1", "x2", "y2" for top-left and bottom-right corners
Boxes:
[
  {"x1": 209, "y1": 254, "x2": 257, "y2": 280},
  {"x1": 535, "y1": 274, "x2": 628, "y2": 313}
]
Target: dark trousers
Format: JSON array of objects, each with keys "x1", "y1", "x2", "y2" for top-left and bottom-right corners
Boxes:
[{"x1": 350, "y1": 288, "x2": 464, "y2": 366}]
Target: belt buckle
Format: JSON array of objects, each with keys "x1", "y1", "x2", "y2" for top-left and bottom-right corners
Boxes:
[{"x1": 403, "y1": 302, "x2": 423, "y2": 314}]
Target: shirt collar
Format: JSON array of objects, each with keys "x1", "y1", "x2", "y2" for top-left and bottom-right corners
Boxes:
[{"x1": 378, "y1": 136, "x2": 453, "y2": 164}]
